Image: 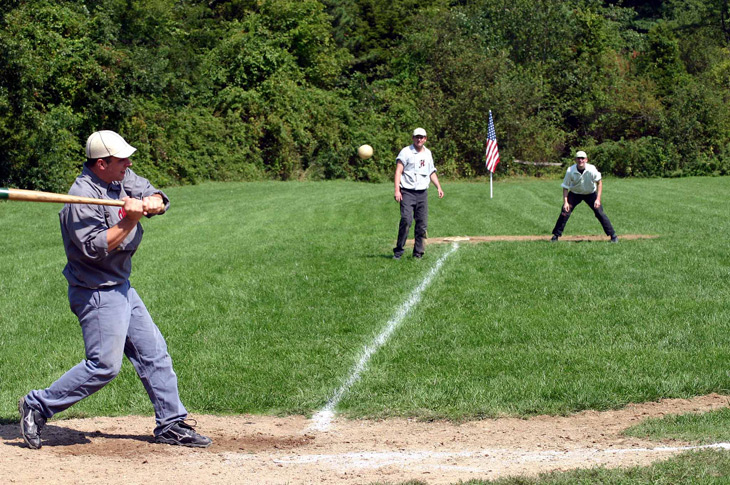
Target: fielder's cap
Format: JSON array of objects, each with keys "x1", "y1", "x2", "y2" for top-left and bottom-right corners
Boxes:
[
  {"x1": 413, "y1": 127, "x2": 427, "y2": 137},
  {"x1": 575, "y1": 150, "x2": 587, "y2": 158},
  {"x1": 86, "y1": 130, "x2": 137, "y2": 159}
]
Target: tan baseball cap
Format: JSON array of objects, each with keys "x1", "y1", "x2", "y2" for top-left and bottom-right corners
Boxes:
[
  {"x1": 86, "y1": 130, "x2": 137, "y2": 159},
  {"x1": 413, "y1": 128, "x2": 427, "y2": 137},
  {"x1": 575, "y1": 150, "x2": 587, "y2": 158}
]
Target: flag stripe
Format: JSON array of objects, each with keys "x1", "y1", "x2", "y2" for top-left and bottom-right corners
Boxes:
[
  {"x1": 486, "y1": 143, "x2": 499, "y2": 171},
  {"x1": 485, "y1": 111, "x2": 500, "y2": 173}
]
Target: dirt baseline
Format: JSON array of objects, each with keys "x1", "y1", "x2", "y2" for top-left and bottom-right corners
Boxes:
[
  {"x1": 407, "y1": 234, "x2": 658, "y2": 245},
  {"x1": 2, "y1": 394, "x2": 728, "y2": 484}
]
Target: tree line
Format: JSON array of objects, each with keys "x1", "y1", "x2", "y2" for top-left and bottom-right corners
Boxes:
[{"x1": 1, "y1": 0, "x2": 728, "y2": 191}]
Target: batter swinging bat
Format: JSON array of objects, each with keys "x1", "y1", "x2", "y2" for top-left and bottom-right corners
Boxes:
[{"x1": 0, "y1": 188, "x2": 125, "y2": 207}]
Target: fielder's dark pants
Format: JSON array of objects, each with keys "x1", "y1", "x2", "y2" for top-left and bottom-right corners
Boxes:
[
  {"x1": 394, "y1": 188, "x2": 428, "y2": 257},
  {"x1": 552, "y1": 191, "x2": 616, "y2": 237}
]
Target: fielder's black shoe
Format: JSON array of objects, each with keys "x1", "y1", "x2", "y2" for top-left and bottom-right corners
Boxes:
[
  {"x1": 611, "y1": 235, "x2": 619, "y2": 243},
  {"x1": 413, "y1": 253, "x2": 423, "y2": 259},
  {"x1": 393, "y1": 254, "x2": 401, "y2": 260},
  {"x1": 550, "y1": 235, "x2": 559, "y2": 242},
  {"x1": 155, "y1": 420, "x2": 212, "y2": 448},
  {"x1": 18, "y1": 398, "x2": 46, "y2": 450}
]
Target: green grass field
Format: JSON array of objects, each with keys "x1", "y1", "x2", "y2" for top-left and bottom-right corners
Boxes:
[
  {"x1": 474, "y1": 449, "x2": 730, "y2": 484},
  {"x1": 1, "y1": 177, "x2": 729, "y2": 481},
  {"x1": 1, "y1": 177, "x2": 729, "y2": 418}
]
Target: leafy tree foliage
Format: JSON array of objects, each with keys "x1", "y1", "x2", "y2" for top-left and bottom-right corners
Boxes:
[{"x1": 0, "y1": 0, "x2": 728, "y2": 191}]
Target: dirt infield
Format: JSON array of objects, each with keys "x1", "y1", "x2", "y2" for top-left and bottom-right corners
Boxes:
[
  {"x1": 2, "y1": 394, "x2": 728, "y2": 484},
  {"x1": 407, "y1": 234, "x2": 659, "y2": 245}
]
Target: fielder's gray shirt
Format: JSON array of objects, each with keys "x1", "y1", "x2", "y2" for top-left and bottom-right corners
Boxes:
[
  {"x1": 59, "y1": 166, "x2": 169, "y2": 289},
  {"x1": 561, "y1": 163, "x2": 602, "y2": 194},
  {"x1": 396, "y1": 145, "x2": 436, "y2": 191}
]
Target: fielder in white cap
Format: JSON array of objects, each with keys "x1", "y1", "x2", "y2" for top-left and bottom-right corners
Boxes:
[
  {"x1": 551, "y1": 150, "x2": 617, "y2": 242},
  {"x1": 18, "y1": 130, "x2": 212, "y2": 450},
  {"x1": 392, "y1": 127, "x2": 444, "y2": 259}
]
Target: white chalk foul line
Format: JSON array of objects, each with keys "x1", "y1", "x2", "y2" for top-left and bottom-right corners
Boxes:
[{"x1": 310, "y1": 244, "x2": 460, "y2": 432}]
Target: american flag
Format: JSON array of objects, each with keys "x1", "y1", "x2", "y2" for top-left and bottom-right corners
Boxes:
[{"x1": 485, "y1": 110, "x2": 500, "y2": 173}]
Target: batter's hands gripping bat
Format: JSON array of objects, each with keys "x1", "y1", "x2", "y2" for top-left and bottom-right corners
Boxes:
[{"x1": 0, "y1": 188, "x2": 125, "y2": 207}]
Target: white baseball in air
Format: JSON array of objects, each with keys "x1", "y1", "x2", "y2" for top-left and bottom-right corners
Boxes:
[{"x1": 357, "y1": 144, "x2": 374, "y2": 160}]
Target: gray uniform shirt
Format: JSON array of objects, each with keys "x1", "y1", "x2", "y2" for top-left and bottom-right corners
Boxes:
[
  {"x1": 561, "y1": 163, "x2": 602, "y2": 195},
  {"x1": 59, "y1": 166, "x2": 169, "y2": 288},
  {"x1": 396, "y1": 145, "x2": 436, "y2": 191}
]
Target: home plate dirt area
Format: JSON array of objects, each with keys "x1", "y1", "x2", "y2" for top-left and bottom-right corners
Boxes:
[{"x1": 2, "y1": 394, "x2": 728, "y2": 484}]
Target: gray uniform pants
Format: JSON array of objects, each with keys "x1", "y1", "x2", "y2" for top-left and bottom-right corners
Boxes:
[
  {"x1": 25, "y1": 282, "x2": 187, "y2": 435},
  {"x1": 394, "y1": 188, "x2": 428, "y2": 257}
]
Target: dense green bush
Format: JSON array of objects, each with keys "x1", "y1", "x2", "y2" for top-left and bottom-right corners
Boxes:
[
  {"x1": 0, "y1": 0, "x2": 728, "y2": 190},
  {"x1": 591, "y1": 137, "x2": 674, "y2": 177}
]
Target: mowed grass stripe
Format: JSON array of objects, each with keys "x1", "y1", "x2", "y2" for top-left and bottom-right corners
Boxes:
[{"x1": 0, "y1": 177, "x2": 728, "y2": 422}]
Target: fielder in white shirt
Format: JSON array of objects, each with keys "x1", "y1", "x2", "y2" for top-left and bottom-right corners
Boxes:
[
  {"x1": 393, "y1": 127, "x2": 444, "y2": 259},
  {"x1": 551, "y1": 150, "x2": 617, "y2": 242}
]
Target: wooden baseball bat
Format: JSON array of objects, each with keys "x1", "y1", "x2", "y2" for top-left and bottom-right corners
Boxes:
[{"x1": 0, "y1": 188, "x2": 125, "y2": 207}]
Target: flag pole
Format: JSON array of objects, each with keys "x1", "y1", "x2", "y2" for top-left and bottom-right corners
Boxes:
[{"x1": 490, "y1": 172, "x2": 493, "y2": 199}]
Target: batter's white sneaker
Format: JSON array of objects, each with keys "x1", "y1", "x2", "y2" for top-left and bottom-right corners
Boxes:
[{"x1": 155, "y1": 420, "x2": 212, "y2": 448}]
